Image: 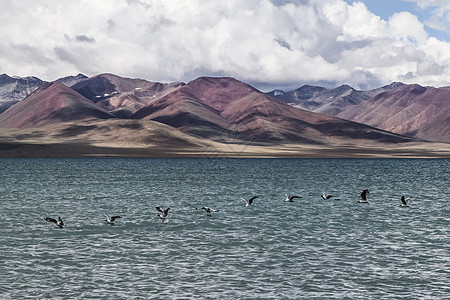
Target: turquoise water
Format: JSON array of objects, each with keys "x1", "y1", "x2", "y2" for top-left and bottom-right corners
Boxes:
[{"x1": 0, "y1": 158, "x2": 449, "y2": 299}]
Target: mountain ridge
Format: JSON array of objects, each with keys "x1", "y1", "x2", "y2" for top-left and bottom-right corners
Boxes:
[
  {"x1": 0, "y1": 73, "x2": 448, "y2": 158},
  {"x1": 267, "y1": 82, "x2": 406, "y2": 115}
]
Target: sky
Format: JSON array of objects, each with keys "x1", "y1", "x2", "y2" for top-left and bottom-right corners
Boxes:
[{"x1": 1, "y1": 0, "x2": 450, "y2": 91}]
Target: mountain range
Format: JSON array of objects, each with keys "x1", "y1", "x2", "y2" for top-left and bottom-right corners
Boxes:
[
  {"x1": 268, "y1": 83, "x2": 450, "y2": 143},
  {"x1": 0, "y1": 73, "x2": 448, "y2": 157},
  {"x1": 267, "y1": 82, "x2": 405, "y2": 116}
]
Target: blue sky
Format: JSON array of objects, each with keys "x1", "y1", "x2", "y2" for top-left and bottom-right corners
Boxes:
[
  {"x1": 1, "y1": 0, "x2": 450, "y2": 91},
  {"x1": 344, "y1": 0, "x2": 450, "y2": 41},
  {"x1": 345, "y1": 0, "x2": 418, "y2": 20}
]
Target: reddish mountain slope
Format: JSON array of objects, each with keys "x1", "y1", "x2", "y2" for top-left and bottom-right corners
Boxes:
[
  {"x1": 72, "y1": 73, "x2": 184, "y2": 117},
  {"x1": 132, "y1": 77, "x2": 413, "y2": 144},
  {"x1": 0, "y1": 82, "x2": 114, "y2": 128},
  {"x1": 338, "y1": 84, "x2": 450, "y2": 142}
]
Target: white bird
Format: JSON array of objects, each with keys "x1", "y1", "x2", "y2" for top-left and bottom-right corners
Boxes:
[
  {"x1": 241, "y1": 195, "x2": 259, "y2": 206},
  {"x1": 400, "y1": 196, "x2": 412, "y2": 207},
  {"x1": 45, "y1": 216, "x2": 64, "y2": 228},
  {"x1": 321, "y1": 193, "x2": 337, "y2": 200},
  {"x1": 197, "y1": 206, "x2": 219, "y2": 216},
  {"x1": 358, "y1": 189, "x2": 370, "y2": 203},
  {"x1": 285, "y1": 194, "x2": 302, "y2": 202},
  {"x1": 156, "y1": 207, "x2": 170, "y2": 222},
  {"x1": 104, "y1": 214, "x2": 122, "y2": 225}
]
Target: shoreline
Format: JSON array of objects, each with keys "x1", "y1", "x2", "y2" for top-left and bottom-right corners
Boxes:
[{"x1": 1, "y1": 141, "x2": 449, "y2": 158}]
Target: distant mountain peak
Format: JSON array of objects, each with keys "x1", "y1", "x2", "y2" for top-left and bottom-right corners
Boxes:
[
  {"x1": 54, "y1": 73, "x2": 89, "y2": 87},
  {"x1": 267, "y1": 89, "x2": 285, "y2": 97},
  {"x1": 0, "y1": 73, "x2": 43, "y2": 83},
  {"x1": 188, "y1": 76, "x2": 254, "y2": 89},
  {"x1": 332, "y1": 84, "x2": 355, "y2": 93},
  {"x1": 387, "y1": 82, "x2": 404, "y2": 88},
  {"x1": 295, "y1": 84, "x2": 327, "y2": 92},
  {"x1": 0, "y1": 74, "x2": 45, "y2": 113}
]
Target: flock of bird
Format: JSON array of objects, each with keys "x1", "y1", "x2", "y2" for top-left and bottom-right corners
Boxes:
[{"x1": 44, "y1": 189, "x2": 413, "y2": 228}]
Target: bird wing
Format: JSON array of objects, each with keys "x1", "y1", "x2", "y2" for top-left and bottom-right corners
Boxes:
[
  {"x1": 45, "y1": 217, "x2": 57, "y2": 224},
  {"x1": 361, "y1": 191, "x2": 366, "y2": 200},
  {"x1": 249, "y1": 195, "x2": 259, "y2": 203},
  {"x1": 111, "y1": 216, "x2": 121, "y2": 221},
  {"x1": 155, "y1": 207, "x2": 163, "y2": 213},
  {"x1": 240, "y1": 197, "x2": 249, "y2": 205},
  {"x1": 247, "y1": 196, "x2": 259, "y2": 205},
  {"x1": 326, "y1": 195, "x2": 335, "y2": 199},
  {"x1": 164, "y1": 208, "x2": 170, "y2": 216}
]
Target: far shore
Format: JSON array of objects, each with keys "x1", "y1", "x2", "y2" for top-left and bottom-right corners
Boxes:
[{"x1": 1, "y1": 140, "x2": 449, "y2": 158}]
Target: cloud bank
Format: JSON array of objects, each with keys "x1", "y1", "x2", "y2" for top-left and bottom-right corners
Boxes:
[{"x1": 1, "y1": 0, "x2": 450, "y2": 91}]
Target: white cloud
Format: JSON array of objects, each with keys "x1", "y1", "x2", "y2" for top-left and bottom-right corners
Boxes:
[
  {"x1": 389, "y1": 12, "x2": 428, "y2": 44},
  {"x1": 329, "y1": 2, "x2": 388, "y2": 42},
  {"x1": 404, "y1": 0, "x2": 450, "y2": 9},
  {"x1": 1, "y1": 0, "x2": 450, "y2": 90}
]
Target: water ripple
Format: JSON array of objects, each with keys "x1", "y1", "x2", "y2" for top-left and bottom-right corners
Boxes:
[{"x1": 0, "y1": 158, "x2": 449, "y2": 299}]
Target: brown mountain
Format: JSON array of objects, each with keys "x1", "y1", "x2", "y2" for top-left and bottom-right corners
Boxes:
[
  {"x1": 337, "y1": 84, "x2": 450, "y2": 142},
  {"x1": 0, "y1": 82, "x2": 114, "y2": 128},
  {"x1": 132, "y1": 77, "x2": 413, "y2": 145},
  {"x1": 71, "y1": 73, "x2": 184, "y2": 117}
]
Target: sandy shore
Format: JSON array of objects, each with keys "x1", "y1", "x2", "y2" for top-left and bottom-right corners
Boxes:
[{"x1": 1, "y1": 140, "x2": 449, "y2": 158}]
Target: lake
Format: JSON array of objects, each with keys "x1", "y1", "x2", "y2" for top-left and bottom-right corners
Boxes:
[{"x1": 0, "y1": 158, "x2": 449, "y2": 299}]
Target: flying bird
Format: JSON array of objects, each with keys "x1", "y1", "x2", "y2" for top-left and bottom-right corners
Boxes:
[
  {"x1": 241, "y1": 195, "x2": 259, "y2": 206},
  {"x1": 400, "y1": 196, "x2": 412, "y2": 207},
  {"x1": 358, "y1": 189, "x2": 370, "y2": 203},
  {"x1": 104, "y1": 214, "x2": 122, "y2": 225},
  {"x1": 156, "y1": 207, "x2": 170, "y2": 222},
  {"x1": 285, "y1": 194, "x2": 302, "y2": 202},
  {"x1": 321, "y1": 193, "x2": 337, "y2": 200},
  {"x1": 197, "y1": 206, "x2": 219, "y2": 216},
  {"x1": 44, "y1": 216, "x2": 64, "y2": 228}
]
